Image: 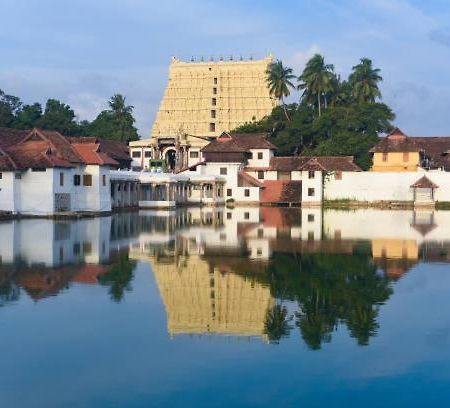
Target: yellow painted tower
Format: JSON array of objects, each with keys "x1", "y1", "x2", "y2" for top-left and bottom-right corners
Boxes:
[{"x1": 129, "y1": 55, "x2": 276, "y2": 171}]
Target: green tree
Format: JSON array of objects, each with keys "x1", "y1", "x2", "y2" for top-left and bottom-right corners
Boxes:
[
  {"x1": 298, "y1": 54, "x2": 335, "y2": 116},
  {"x1": 89, "y1": 94, "x2": 138, "y2": 142},
  {"x1": 12, "y1": 103, "x2": 42, "y2": 129},
  {"x1": 0, "y1": 89, "x2": 22, "y2": 127},
  {"x1": 36, "y1": 99, "x2": 81, "y2": 135},
  {"x1": 349, "y1": 58, "x2": 382, "y2": 103},
  {"x1": 266, "y1": 60, "x2": 296, "y2": 121}
]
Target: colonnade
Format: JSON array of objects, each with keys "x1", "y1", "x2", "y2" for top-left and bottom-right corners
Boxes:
[{"x1": 111, "y1": 181, "x2": 140, "y2": 208}]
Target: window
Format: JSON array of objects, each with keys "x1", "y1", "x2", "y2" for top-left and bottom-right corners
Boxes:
[
  {"x1": 257, "y1": 171, "x2": 264, "y2": 180},
  {"x1": 73, "y1": 174, "x2": 81, "y2": 186},
  {"x1": 212, "y1": 98, "x2": 217, "y2": 106},
  {"x1": 59, "y1": 172, "x2": 64, "y2": 186},
  {"x1": 209, "y1": 123, "x2": 216, "y2": 132},
  {"x1": 144, "y1": 151, "x2": 152, "y2": 158},
  {"x1": 403, "y1": 152, "x2": 409, "y2": 162},
  {"x1": 308, "y1": 188, "x2": 315, "y2": 197},
  {"x1": 226, "y1": 188, "x2": 232, "y2": 196},
  {"x1": 190, "y1": 151, "x2": 199, "y2": 159},
  {"x1": 244, "y1": 189, "x2": 250, "y2": 197},
  {"x1": 256, "y1": 248, "x2": 262, "y2": 256},
  {"x1": 335, "y1": 171, "x2": 342, "y2": 180},
  {"x1": 0, "y1": 172, "x2": 2, "y2": 179},
  {"x1": 244, "y1": 211, "x2": 250, "y2": 219},
  {"x1": 308, "y1": 214, "x2": 315, "y2": 222},
  {"x1": 102, "y1": 174, "x2": 106, "y2": 186},
  {"x1": 248, "y1": 152, "x2": 253, "y2": 159},
  {"x1": 308, "y1": 231, "x2": 314, "y2": 241},
  {"x1": 213, "y1": 87, "x2": 217, "y2": 94},
  {"x1": 227, "y1": 212, "x2": 232, "y2": 219},
  {"x1": 31, "y1": 168, "x2": 46, "y2": 172},
  {"x1": 308, "y1": 170, "x2": 315, "y2": 179},
  {"x1": 211, "y1": 110, "x2": 216, "y2": 118},
  {"x1": 83, "y1": 174, "x2": 93, "y2": 186},
  {"x1": 257, "y1": 152, "x2": 263, "y2": 160},
  {"x1": 15, "y1": 173, "x2": 22, "y2": 180},
  {"x1": 257, "y1": 228, "x2": 264, "y2": 238},
  {"x1": 213, "y1": 77, "x2": 218, "y2": 84},
  {"x1": 382, "y1": 152, "x2": 388, "y2": 162},
  {"x1": 220, "y1": 167, "x2": 227, "y2": 175},
  {"x1": 132, "y1": 151, "x2": 141, "y2": 158}
]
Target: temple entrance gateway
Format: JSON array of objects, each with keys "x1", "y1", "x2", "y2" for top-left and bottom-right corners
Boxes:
[{"x1": 165, "y1": 149, "x2": 177, "y2": 171}]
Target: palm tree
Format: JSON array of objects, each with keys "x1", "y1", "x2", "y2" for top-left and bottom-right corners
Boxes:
[
  {"x1": 349, "y1": 58, "x2": 382, "y2": 103},
  {"x1": 266, "y1": 60, "x2": 296, "y2": 121},
  {"x1": 297, "y1": 54, "x2": 334, "y2": 116},
  {"x1": 108, "y1": 94, "x2": 135, "y2": 143}
]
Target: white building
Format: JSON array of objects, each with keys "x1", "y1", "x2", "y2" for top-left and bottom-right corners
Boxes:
[
  {"x1": 180, "y1": 132, "x2": 361, "y2": 205},
  {"x1": 0, "y1": 128, "x2": 130, "y2": 216}
]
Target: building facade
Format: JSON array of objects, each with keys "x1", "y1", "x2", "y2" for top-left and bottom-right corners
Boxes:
[
  {"x1": 181, "y1": 132, "x2": 362, "y2": 205},
  {"x1": 0, "y1": 128, "x2": 131, "y2": 216},
  {"x1": 129, "y1": 56, "x2": 276, "y2": 171}
]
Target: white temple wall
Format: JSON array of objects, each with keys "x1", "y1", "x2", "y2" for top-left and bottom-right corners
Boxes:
[{"x1": 325, "y1": 170, "x2": 450, "y2": 202}]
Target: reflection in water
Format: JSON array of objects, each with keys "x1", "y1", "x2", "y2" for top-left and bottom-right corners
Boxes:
[
  {"x1": 1, "y1": 207, "x2": 450, "y2": 350},
  {"x1": 98, "y1": 253, "x2": 136, "y2": 302}
]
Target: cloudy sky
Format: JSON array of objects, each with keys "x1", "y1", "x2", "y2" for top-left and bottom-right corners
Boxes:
[{"x1": 1, "y1": 0, "x2": 450, "y2": 137}]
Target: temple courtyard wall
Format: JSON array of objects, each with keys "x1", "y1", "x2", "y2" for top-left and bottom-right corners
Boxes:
[{"x1": 324, "y1": 170, "x2": 450, "y2": 204}]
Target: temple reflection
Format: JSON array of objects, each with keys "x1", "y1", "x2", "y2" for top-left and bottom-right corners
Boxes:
[{"x1": 2, "y1": 207, "x2": 450, "y2": 346}]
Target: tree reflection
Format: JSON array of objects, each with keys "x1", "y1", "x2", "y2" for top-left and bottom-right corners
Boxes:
[
  {"x1": 264, "y1": 304, "x2": 293, "y2": 344},
  {"x1": 98, "y1": 253, "x2": 136, "y2": 302},
  {"x1": 263, "y1": 246, "x2": 392, "y2": 349},
  {"x1": 0, "y1": 280, "x2": 20, "y2": 307}
]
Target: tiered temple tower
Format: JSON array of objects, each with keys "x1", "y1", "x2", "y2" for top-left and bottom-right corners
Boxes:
[{"x1": 129, "y1": 55, "x2": 276, "y2": 171}]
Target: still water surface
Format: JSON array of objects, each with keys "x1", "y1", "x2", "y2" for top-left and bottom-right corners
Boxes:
[{"x1": 1, "y1": 207, "x2": 450, "y2": 407}]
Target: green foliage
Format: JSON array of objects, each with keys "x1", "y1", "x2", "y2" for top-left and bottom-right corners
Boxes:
[
  {"x1": 0, "y1": 89, "x2": 140, "y2": 141},
  {"x1": 98, "y1": 254, "x2": 136, "y2": 302},
  {"x1": 297, "y1": 54, "x2": 335, "y2": 116},
  {"x1": 35, "y1": 99, "x2": 82, "y2": 135},
  {"x1": 266, "y1": 60, "x2": 296, "y2": 120},
  {"x1": 264, "y1": 304, "x2": 293, "y2": 344},
  {"x1": 264, "y1": 250, "x2": 392, "y2": 349},
  {"x1": 0, "y1": 89, "x2": 22, "y2": 127},
  {"x1": 12, "y1": 103, "x2": 43, "y2": 129},
  {"x1": 89, "y1": 94, "x2": 139, "y2": 142},
  {"x1": 235, "y1": 55, "x2": 395, "y2": 169}
]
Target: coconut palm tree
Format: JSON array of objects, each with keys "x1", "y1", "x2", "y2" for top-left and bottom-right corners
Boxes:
[
  {"x1": 349, "y1": 58, "x2": 382, "y2": 103},
  {"x1": 297, "y1": 54, "x2": 335, "y2": 116},
  {"x1": 266, "y1": 60, "x2": 296, "y2": 121}
]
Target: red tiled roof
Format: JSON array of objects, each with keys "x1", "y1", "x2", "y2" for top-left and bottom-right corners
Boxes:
[
  {"x1": 0, "y1": 128, "x2": 128, "y2": 170},
  {"x1": 238, "y1": 171, "x2": 264, "y2": 187},
  {"x1": 410, "y1": 176, "x2": 439, "y2": 189},
  {"x1": 269, "y1": 156, "x2": 311, "y2": 171},
  {"x1": 72, "y1": 143, "x2": 119, "y2": 166},
  {"x1": 261, "y1": 180, "x2": 302, "y2": 203},
  {"x1": 201, "y1": 132, "x2": 276, "y2": 153},
  {"x1": 300, "y1": 156, "x2": 362, "y2": 171},
  {"x1": 370, "y1": 128, "x2": 422, "y2": 153}
]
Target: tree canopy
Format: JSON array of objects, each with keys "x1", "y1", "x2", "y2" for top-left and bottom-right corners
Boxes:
[
  {"x1": 0, "y1": 89, "x2": 140, "y2": 142},
  {"x1": 235, "y1": 54, "x2": 395, "y2": 170}
]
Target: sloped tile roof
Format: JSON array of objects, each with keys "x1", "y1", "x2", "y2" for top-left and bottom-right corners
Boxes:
[
  {"x1": 410, "y1": 176, "x2": 439, "y2": 189},
  {"x1": 261, "y1": 180, "x2": 302, "y2": 203},
  {"x1": 72, "y1": 143, "x2": 119, "y2": 166},
  {"x1": 238, "y1": 171, "x2": 264, "y2": 187},
  {"x1": 0, "y1": 128, "x2": 128, "y2": 170},
  {"x1": 201, "y1": 132, "x2": 276, "y2": 153}
]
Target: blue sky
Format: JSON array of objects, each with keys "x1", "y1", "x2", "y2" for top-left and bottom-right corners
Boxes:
[{"x1": 2, "y1": 0, "x2": 450, "y2": 136}]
